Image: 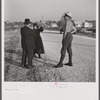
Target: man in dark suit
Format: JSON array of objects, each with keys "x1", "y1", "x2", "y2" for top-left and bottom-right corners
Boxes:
[{"x1": 20, "y1": 19, "x2": 35, "y2": 68}]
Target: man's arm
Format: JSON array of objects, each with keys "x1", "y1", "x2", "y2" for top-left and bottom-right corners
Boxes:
[
  {"x1": 31, "y1": 29, "x2": 36, "y2": 37},
  {"x1": 71, "y1": 26, "x2": 77, "y2": 34},
  {"x1": 63, "y1": 20, "x2": 70, "y2": 39}
]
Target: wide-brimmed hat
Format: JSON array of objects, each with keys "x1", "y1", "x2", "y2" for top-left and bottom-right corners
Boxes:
[
  {"x1": 24, "y1": 19, "x2": 31, "y2": 24},
  {"x1": 65, "y1": 11, "x2": 72, "y2": 18}
]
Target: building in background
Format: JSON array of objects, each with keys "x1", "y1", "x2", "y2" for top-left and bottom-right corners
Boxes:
[
  {"x1": 74, "y1": 20, "x2": 83, "y2": 28},
  {"x1": 84, "y1": 20, "x2": 96, "y2": 28},
  {"x1": 51, "y1": 22, "x2": 58, "y2": 28}
]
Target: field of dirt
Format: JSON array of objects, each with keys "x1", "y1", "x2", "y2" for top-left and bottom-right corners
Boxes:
[
  {"x1": 4, "y1": 29, "x2": 96, "y2": 82},
  {"x1": 4, "y1": 29, "x2": 67, "y2": 82}
]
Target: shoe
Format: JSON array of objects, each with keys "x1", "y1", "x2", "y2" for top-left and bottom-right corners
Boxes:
[
  {"x1": 33, "y1": 54, "x2": 37, "y2": 58},
  {"x1": 38, "y1": 56, "x2": 41, "y2": 58},
  {"x1": 27, "y1": 66, "x2": 32, "y2": 68},
  {"x1": 54, "y1": 63, "x2": 63, "y2": 68},
  {"x1": 26, "y1": 65, "x2": 35, "y2": 69},
  {"x1": 64, "y1": 63, "x2": 73, "y2": 66},
  {"x1": 38, "y1": 54, "x2": 41, "y2": 58},
  {"x1": 21, "y1": 64, "x2": 28, "y2": 68},
  {"x1": 21, "y1": 64, "x2": 25, "y2": 68},
  {"x1": 21, "y1": 64, "x2": 27, "y2": 68}
]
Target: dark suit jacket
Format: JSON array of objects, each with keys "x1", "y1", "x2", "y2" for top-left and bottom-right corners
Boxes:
[{"x1": 20, "y1": 26, "x2": 35, "y2": 50}]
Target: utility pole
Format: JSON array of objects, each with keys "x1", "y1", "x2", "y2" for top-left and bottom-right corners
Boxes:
[{"x1": 42, "y1": 16, "x2": 43, "y2": 23}]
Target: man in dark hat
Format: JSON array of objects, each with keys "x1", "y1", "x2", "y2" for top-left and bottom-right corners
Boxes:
[
  {"x1": 54, "y1": 12, "x2": 76, "y2": 68},
  {"x1": 20, "y1": 19, "x2": 35, "y2": 68}
]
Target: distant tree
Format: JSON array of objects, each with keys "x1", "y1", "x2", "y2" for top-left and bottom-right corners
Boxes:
[
  {"x1": 57, "y1": 21, "x2": 61, "y2": 28},
  {"x1": 52, "y1": 21, "x2": 56, "y2": 23},
  {"x1": 45, "y1": 20, "x2": 51, "y2": 26},
  {"x1": 4, "y1": 21, "x2": 7, "y2": 26},
  {"x1": 14, "y1": 22, "x2": 20, "y2": 25}
]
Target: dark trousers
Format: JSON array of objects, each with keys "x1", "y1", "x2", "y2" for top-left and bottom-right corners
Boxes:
[
  {"x1": 60, "y1": 32, "x2": 73, "y2": 63},
  {"x1": 61, "y1": 32, "x2": 73, "y2": 55},
  {"x1": 21, "y1": 49, "x2": 33, "y2": 66}
]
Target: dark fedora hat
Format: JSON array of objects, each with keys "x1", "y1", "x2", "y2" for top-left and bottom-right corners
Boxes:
[{"x1": 24, "y1": 19, "x2": 31, "y2": 24}]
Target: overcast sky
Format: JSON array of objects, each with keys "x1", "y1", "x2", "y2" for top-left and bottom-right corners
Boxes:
[{"x1": 5, "y1": 0, "x2": 96, "y2": 22}]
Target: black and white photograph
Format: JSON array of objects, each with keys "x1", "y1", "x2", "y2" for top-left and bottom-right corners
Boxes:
[
  {"x1": 4, "y1": 0, "x2": 97, "y2": 82},
  {"x1": 2, "y1": 0, "x2": 99, "y2": 100}
]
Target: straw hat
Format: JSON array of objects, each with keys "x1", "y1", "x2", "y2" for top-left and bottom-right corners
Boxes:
[{"x1": 65, "y1": 11, "x2": 72, "y2": 18}]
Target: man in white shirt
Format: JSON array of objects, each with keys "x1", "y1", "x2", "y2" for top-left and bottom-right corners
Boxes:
[{"x1": 54, "y1": 12, "x2": 76, "y2": 68}]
